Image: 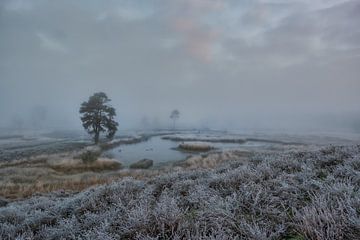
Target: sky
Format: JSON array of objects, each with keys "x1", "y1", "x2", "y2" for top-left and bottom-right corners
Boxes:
[{"x1": 0, "y1": 0, "x2": 359, "y2": 132}]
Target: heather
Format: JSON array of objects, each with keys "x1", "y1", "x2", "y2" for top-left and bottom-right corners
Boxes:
[{"x1": 1, "y1": 145, "x2": 359, "y2": 239}]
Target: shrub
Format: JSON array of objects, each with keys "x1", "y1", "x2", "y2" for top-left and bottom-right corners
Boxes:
[
  {"x1": 80, "y1": 151, "x2": 100, "y2": 164},
  {"x1": 129, "y1": 159, "x2": 153, "y2": 169}
]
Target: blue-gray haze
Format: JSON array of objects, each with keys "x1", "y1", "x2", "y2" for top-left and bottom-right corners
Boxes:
[{"x1": 0, "y1": 0, "x2": 359, "y2": 132}]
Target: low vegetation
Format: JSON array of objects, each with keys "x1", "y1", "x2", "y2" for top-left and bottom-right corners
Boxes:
[
  {"x1": 49, "y1": 157, "x2": 122, "y2": 173},
  {"x1": 0, "y1": 151, "x2": 123, "y2": 199},
  {"x1": 179, "y1": 150, "x2": 251, "y2": 169},
  {"x1": 129, "y1": 159, "x2": 154, "y2": 169},
  {"x1": 0, "y1": 145, "x2": 359, "y2": 239},
  {"x1": 0, "y1": 139, "x2": 88, "y2": 162},
  {"x1": 178, "y1": 142, "x2": 214, "y2": 152},
  {"x1": 78, "y1": 150, "x2": 100, "y2": 164}
]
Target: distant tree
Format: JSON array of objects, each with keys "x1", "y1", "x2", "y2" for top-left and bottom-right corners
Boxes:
[
  {"x1": 140, "y1": 116, "x2": 150, "y2": 130},
  {"x1": 79, "y1": 92, "x2": 118, "y2": 144},
  {"x1": 30, "y1": 105, "x2": 47, "y2": 129},
  {"x1": 11, "y1": 115, "x2": 24, "y2": 132},
  {"x1": 152, "y1": 117, "x2": 160, "y2": 130},
  {"x1": 170, "y1": 109, "x2": 180, "y2": 130}
]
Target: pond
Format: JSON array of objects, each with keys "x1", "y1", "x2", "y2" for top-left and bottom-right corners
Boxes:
[
  {"x1": 104, "y1": 135, "x2": 269, "y2": 167},
  {"x1": 105, "y1": 136, "x2": 188, "y2": 167}
]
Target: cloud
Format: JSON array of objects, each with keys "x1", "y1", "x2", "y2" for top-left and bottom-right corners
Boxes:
[
  {"x1": 258, "y1": 0, "x2": 350, "y2": 10},
  {"x1": 4, "y1": 0, "x2": 32, "y2": 12},
  {"x1": 164, "y1": 0, "x2": 226, "y2": 63},
  {"x1": 172, "y1": 17, "x2": 219, "y2": 62},
  {"x1": 96, "y1": 1, "x2": 154, "y2": 22},
  {"x1": 219, "y1": 0, "x2": 360, "y2": 68},
  {"x1": 36, "y1": 32, "x2": 68, "y2": 54},
  {"x1": 0, "y1": 0, "x2": 359, "y2": 131}
]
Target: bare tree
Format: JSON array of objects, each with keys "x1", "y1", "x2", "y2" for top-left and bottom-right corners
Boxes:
[{"x1": 170, "y1": 109, "x2": 180, "y2": 130}]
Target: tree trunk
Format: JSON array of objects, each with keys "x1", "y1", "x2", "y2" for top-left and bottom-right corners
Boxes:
[
  {"x1": 94, "y1": 131, "x2": 100, "y2": 144},
  {"x1": 94, "y1": 112, "x2": 101, "y2": 144}
]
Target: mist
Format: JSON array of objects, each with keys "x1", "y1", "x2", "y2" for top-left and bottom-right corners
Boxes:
[{"x1": 1, "y1": 0, "x2": 360, "y2": 133}]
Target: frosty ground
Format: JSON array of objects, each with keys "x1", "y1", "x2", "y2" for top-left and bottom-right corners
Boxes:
[
  {"x1": 0, "y1": 131, "x2": 359, "y2": 239},
  {"x1": 0, "y1": 130, "x2": 312, "y2": 199},
  {"x1": 0, "y1": 143, "x2": 359, "y2": 239}
]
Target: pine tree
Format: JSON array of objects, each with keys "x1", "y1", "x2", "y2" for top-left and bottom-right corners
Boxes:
[{"x1": 79, "y1": 92, "x2": 118, "y2": 144}]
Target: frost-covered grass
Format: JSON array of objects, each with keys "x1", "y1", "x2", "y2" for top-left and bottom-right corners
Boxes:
[
  {"x1": 0, "y1": 136, "x2": 89, "y2": 162},
  {"x1": 179, "y1": 150, "x2": 251, "y2": 169},
  {"x1": 1, "y1": 145, "x2": 359, "y2": 239}
]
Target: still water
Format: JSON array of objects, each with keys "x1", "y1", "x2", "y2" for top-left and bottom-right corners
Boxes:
[
  {"x1": 105, "y1": 136, "x2": 188, "y2": 166},
  {"x1": 104, "y1": 135, "x2": 267, "y2": 167}
]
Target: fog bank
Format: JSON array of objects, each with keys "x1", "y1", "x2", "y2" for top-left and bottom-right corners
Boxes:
[{"x1": 1, "y1": 0, "x2": 359, "y2": 133}]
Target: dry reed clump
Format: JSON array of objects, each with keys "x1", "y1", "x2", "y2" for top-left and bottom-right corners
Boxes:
[
  {"x1": 178, "y1": 142, "x2": 214, "y2": 152},
  {"x1": 0, "y1": 151, "x2": 123, "y2": 199},
  {"x1": 129, "y1": 159, "x2": 154, "y2": 169},
  {"x1": 0, "y1": 165, "x2": 162, "y2": 200},
  {"x1": 48, "y1": 157, "x2": 122, "y2": 173},
  {"x1": 0, "y1": 176, "x2": 115, "y2": 200},
  {"x1": 0, "y1": 145, "x2": 359, "y2": 239}
]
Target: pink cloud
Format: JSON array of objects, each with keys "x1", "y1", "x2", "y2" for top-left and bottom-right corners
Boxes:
[{"x1": 169, "y1": 0, "x2": 224, "y2": 63}]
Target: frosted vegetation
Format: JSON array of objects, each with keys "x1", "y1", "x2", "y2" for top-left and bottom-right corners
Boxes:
[{"x1": 1, "y1": 145, "x2": 359, "y2": 239}]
